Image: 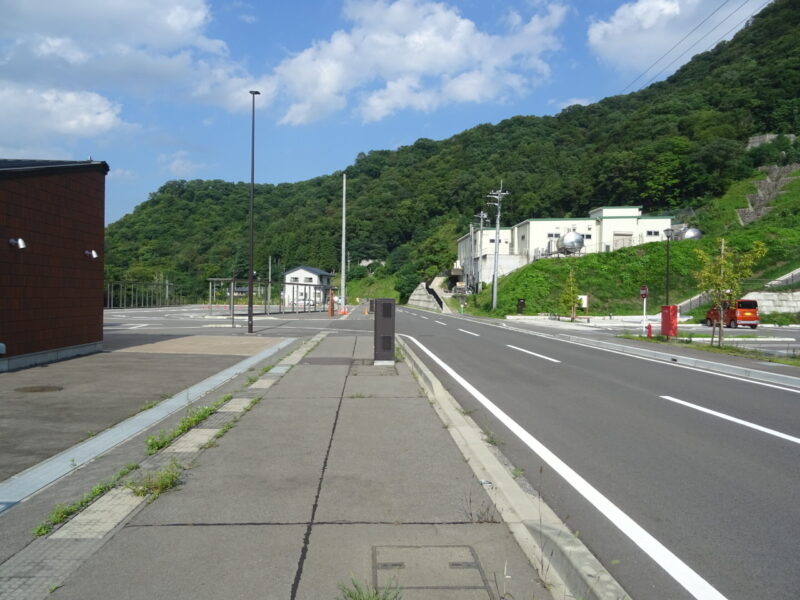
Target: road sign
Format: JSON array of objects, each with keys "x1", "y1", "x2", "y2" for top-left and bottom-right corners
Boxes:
[{"x1": 640, "y1": 285, "x2": 649, "y2": 299}]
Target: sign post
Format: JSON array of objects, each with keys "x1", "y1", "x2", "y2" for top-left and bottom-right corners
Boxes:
[{"x1": 640, "y1": 285, "x2": 649, "y2": 336}]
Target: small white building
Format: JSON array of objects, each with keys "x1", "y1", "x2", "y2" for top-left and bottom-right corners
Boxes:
[
  {"x1": 283, "y1": 266, "x2": 332, "y2": 307},
  {"x1": 456, "y1": 226, "x2": 527, "y2": 288},
  {"x1": 457, "y1": 206, "x2": 673, "y2": 288}
]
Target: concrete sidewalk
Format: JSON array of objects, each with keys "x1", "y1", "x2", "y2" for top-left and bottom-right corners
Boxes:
[{"x1": 2, "y1": 335, "x2": 553, "y2": 600}]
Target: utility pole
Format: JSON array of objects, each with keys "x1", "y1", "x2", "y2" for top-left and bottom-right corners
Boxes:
[
  {"x1": 247, "y1": 89, "x2": 260, "y2": 334},
  {"x1": 468, "y1": 221, "x2": 475, "y2": 293},
  {"x1": 340, "y1": 173, "x2": 347, "y2": 314},
  {"x1": 267, "y1": 255, "x2": 272, "y2": 315},
  {"x1": 487, "y1": 183, "x2": 509, "y2": 311},
  {"x1": 476, "y1": 210, "x2": 487, "y2": 293}
]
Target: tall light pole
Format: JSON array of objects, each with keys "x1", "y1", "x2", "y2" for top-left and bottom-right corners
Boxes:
[
  {"x1": 487, "y1": 183, "x2": 509, "y2": 311},
  {"x1": 340, "y1": 173, "x2": 347, "y2": 314},
  {"x1": 663, "y1": 227, "x2": 674, "y2": 306},
  {"x1": 248, "y1": 89, "x2": 260, "y2": 334}
]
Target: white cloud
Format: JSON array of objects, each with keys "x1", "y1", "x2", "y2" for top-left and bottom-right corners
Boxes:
[
  {"x1": 158, "y1": 150, "x2": 204, "y2": 178},
  {"x1": 274, "y1": 0, "x2": 568, "y2": 124},
  {"x1": 0, "y1": 81, "x2": 124, "y2": 140},
  {"x1": 588, "y1": 0, "x2": 767, "y2": 75}
]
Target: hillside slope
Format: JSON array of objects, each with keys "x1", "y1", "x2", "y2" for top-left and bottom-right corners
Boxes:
[{"x1": 105, "y1": 0, "x2": 800, "y2": 300}]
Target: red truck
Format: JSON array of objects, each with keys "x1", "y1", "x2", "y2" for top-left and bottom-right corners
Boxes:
[{"x1": 705, "y1": 299, "x2": 759, "y2": 329}]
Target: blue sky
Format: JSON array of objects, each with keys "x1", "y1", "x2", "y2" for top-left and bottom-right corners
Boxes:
[{"x1": 0, "y1": 0, "x2": 770, "y2": 224}]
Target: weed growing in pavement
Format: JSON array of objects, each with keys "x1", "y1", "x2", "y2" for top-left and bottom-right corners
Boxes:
[
  {"x1": 126, "y1": 459, "x2": 182, "y2": 501},
  {"x1": 201, "y1": 397, "x2": 263, "y2": 449},
  {"x1": 483, "y1": 430, "x2": 501, "y2": 446},
  {"x1": 512, "y1": 467, "x2": 524, "y2": 480},
  {"x1": 337, "y1": 577, "x2": 401, "y2": 600},
  {"x1": 245, "y1": 375, "x2": 258, "y2": 386},
  {"x1": 33, "y1": 463, "x2": 140, "y2": 536},
  {"x1": 259, "y1": 365, "x2": 273, "y2": 375},
  {"x1": 459, "y1": 407, "x2": 477, "y2": 416},
  {"x1": 462, "y1": 488, "x2": 500, "y2": 523},
  {"x1": 144, "y1": 394, "x2": 232, "y2": 455}
]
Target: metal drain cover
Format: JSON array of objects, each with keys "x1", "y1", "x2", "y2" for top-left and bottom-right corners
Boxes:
[{"x1": 373, "y1": 545, "x2": 492, "y2": 598}]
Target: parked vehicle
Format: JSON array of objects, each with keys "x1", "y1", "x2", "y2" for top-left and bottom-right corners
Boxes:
[{"x1": 705, "y1": 299, "x2": 759, "y2": 329}]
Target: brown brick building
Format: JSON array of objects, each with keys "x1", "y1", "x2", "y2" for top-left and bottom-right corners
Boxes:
[{"x1": 1, "y1": 159, "x2": 109, "y2": 371}]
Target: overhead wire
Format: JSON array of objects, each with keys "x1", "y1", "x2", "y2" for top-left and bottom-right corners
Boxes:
[
  {"x1": 620, "y1": 0, "x2": 733, "y2": 93},
  {"x1": 640, "y1": 0, "x2": 768, "y2": 88}
]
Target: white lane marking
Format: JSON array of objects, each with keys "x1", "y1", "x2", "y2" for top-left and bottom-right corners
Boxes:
[
  {"x1": 458, "y1": 328, "x2": 480, "y2": 337},
  {"x1": 435, "y1": 320, "x2": 447, "y2": 326},
  {"x1": 420, "y1": 316, "x2": 429, "y2": 320},
  {"x1": 501, "y1": 324, "x2": 800, "y2": 395},
  {"x1": 401, "y1": 334, "x2": 729, "y2": 600},
  {"x1": 660, "y1": 396, "x2": 800, "y2": 445},
  {"x1": 507, "y1": 344, "x2": 561, "y2": 364}
]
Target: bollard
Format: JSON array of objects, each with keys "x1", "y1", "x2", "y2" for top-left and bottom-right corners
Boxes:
[
  {"x1": 647, "y1": 323, "x2": 653, "y2": 338},
  {"x1": 373, "y1": 298, "x2": 395, "y2": 364}
]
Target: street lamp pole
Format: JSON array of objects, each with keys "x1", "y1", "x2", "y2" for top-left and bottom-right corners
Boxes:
[
  {"x1": 664, "y1": 227, "x2": 674, "y2": 306},
  {"x1": 248, "y1": 90, "x2": 260, "y2": 334}
]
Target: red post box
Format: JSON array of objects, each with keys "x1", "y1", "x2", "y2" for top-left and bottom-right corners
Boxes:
[{"x1": 661, "y1": 305, "x2": 678, "y2": 338}]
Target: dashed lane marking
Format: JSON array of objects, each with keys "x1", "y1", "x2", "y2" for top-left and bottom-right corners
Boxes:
[
  {"x1": 507, "y1": 344, "x2": 561, "y2": 364},
  {"x1": 660, "y1": 395, "x2": 800, "y2": 445}
]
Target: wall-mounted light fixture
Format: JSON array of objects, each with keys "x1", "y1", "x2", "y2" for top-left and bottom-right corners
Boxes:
[
  {"x1": 84, "y1": 250, "x2": 99, "y2": 259},
  {"x1": 8, "y1": 238, "x2": 26, "y2": 249}
]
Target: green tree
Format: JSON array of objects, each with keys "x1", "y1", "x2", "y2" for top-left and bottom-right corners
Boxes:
[
  {"x1": 694, "y1": 239, "x2": 767, "y2": 345},
  {"x1": 559, "y1": 267, "x2": 580, "y2": 321}
]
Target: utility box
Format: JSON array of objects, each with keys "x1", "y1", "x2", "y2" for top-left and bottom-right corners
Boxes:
[
  {"x1": 373, "y1": 298, "x2": 395, "y2": 364},
  {"x1": 661, "y1": 305, "x2": 678, "y2": 337}
]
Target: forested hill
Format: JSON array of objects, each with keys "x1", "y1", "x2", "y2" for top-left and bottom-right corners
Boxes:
[{"x1": 105, "y1": 0, "x2": 800, "y2": 298}]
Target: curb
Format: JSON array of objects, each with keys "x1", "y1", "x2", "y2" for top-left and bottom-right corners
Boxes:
[
  {"x1": 556, "y1": 333, "x2": 800, "y2": 389},
  {"x1": 397, "y1": 336, "x2": 630, "y2": 600}
]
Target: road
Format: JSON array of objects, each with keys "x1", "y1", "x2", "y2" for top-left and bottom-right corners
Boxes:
[
  {"x1": 395, "y1": 307, "x2": 800, "y2": 600},
  {"x1": 103, "y1": 305, "x2": 800, "y2": 599}
]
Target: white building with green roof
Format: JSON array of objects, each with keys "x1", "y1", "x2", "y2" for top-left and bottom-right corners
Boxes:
[{"x1": 456, "y1": 206, "x2": 673, "y2": 289}]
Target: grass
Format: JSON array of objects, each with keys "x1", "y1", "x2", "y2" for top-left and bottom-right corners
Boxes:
[
  {"x1": 337, "y1": 577, "x2": 401, "y2": 600},
  {"x1": 126, "y1": 459, "x2": 182, "y2": 501},
  {"x1": 202, "y1": 397, "x2": 263, "y2": 448},
  {"x1": 33, "y1": 463, "x2": 140, "y2": 536},
  {"x1": 145, "y1": 393, "x2": 232, "y2": 455}
]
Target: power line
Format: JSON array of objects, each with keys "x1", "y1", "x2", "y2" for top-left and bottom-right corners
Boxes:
[
  {"x1": 621, "y1": 0, "x2": 733, "y2": 94},
  {"x1": 640, "y1": 0, "x2": 761, "y2": 89},
  {"x1": 708, "y1": 0, "x2": 772, "y2": 47}
]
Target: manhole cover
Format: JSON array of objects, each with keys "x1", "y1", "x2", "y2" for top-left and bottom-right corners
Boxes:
[{"x1": 14, "y1": 385, "x2": 63, "y2": 393}]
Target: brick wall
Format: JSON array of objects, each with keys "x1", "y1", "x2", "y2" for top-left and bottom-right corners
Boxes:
[{"x1": 1, "y1": 168, "x2": 105, "y2": 358}]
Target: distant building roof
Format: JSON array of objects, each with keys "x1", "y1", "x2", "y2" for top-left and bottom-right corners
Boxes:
[
  {"x1": 285, "y1": 266, "x2": 332, "y2": 277},
  {"x1": 0, "y1": 159, "x2": 110, "y2": 179}
]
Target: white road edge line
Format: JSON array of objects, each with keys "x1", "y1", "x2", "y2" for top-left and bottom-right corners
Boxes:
[
  {"x1": 458, "y1": 328, "x2": 480, "y2": 337},
  {"x1": 660, "y1": 396, "x2": 800, "y2": 445},
  {"x1": 507, "y1": 344, "x2": 561, "y2": 363},
  {"x1": 400, "y1": 334, "x2": 729, "y2": 600}
]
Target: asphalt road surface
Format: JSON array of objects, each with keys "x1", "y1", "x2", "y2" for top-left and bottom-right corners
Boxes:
[{"x1": 395, "y1": 307, "x2": 800, "y2": 600}]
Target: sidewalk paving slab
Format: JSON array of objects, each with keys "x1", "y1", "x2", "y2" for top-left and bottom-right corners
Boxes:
[{"x1": 39, "y1": 335, "x2": 550, "y2": 600}]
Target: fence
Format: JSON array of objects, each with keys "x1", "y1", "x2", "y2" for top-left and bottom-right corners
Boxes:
[{"x1": 105, "y1": 281, "x2": 189, "y2": 308}]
